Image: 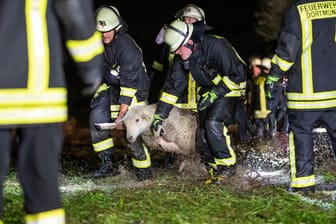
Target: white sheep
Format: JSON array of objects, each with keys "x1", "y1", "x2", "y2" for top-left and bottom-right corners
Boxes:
[
  {"x1": 124, "y1": 104, "x2": 203, "y2": 173},
  {"x1": 123, "y1": 104, "x2": 197, "y2": 154}
]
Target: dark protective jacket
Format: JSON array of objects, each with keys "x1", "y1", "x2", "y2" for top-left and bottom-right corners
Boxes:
[
  {"x1": 149, "y1": 44, "x2": 197, "y2": 109},
  {"x1": 156, "y1": 34, "x2": 246, "y2": 118},
  {"x1": 269, "y1": 0, "x2": 336, "y2": 111},
  {"x1": 0, "y1": 0, "x2": 103, "y2": 127},
  {"x1": 101, "y1": 26, "x2": 150, "y2": 107}
]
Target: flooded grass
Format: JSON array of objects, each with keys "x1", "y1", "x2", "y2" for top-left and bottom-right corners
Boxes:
[{"x1": 3, "y1": 124, "x2": 336, "y2": 223}]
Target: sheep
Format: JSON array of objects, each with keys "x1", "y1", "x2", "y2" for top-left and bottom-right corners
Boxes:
[
  {"x1": 95, "y1": 103, "x2": 201, "y2": 173},
  {"x1": 123, "y1": 104, "x2": 197, "y2": 154}
]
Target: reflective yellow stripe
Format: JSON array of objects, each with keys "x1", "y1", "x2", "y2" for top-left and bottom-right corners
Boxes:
[
  {"x1": 120, "y1": 87, "x2": 137, "y2": 97},
  {"x1": 271, "y1": 55, "x2": 293, "y2": 72},
  {"x1": 174, "y1": 73, "x2": 197, "y2": 110},
  {"x1": 0, "y1": 89, "x2": 66, "y2": 106},
  {"x1": 151, "y1": 60, "x2": 164, "y2": 72},
  {"x1": 160, "y1": 92, "x2": 178, "y2": 105},
  {"x1": 214, "y1": 126, "x2": 236, "y2": 166},
  {"x1": 66, "y1": 31, "x2": 104, "y2": 62},
  {"x1": 211, "y1": 74, "x2": 222, "y2": 85},
  {"x1": 287, "y1": 99, "x2": 336, "y2": 109},
  {"x1": 0, "y1": 105, "x2": 67, "y2": 125},
  {"x1": 132, "y1": 144, "x2": 151, "y2": 168},
  {"x1": 25, "y1": 208, "x2": 65, "y2": 224},
  {"x1": 291, "y1": 175, "x2": 315, "y2": 188},
  {"x1": 0, "y1": 88, "x2": 67, "y2": 124},
  {"x1": 93, "y1": 83, "x2": 110, "y2": 99},
  {"x1": 110, "y1": 104, "x2": 120, "y2": 112},
  {"x1": 93, "y1": 138, "x2": 114, "y2": 152},
  {"x1": 288, "y1": 131, "x2": 316, "y2": 188},
  {"x1": 26, "y1": 0, "x2": 49, "y2": 92}
]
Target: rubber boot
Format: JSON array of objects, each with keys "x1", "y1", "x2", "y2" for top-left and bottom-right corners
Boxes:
[
  {"x1": 93, "y1": 150, "x2": 120, "y2": 178},
  {"x1": 135, "y1": 167, "x2": 153, "y2": 181},
  {"x1": 213, "y1": 164, "x2": 236, "y2": 184}
]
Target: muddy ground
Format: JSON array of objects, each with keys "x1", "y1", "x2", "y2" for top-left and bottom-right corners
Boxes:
[{"x1": 61, "y1": 115, "x2": 336, "y2": 195}]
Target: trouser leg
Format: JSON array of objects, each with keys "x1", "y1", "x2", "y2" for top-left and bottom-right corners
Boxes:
[
  {"x1": 288, "y1": 111, "x2": 317, "y2": 190},
  {"x1": 16, "y1": 125, "x2": 65, "y2": 222},
  {"x1": 321, "y1": 109, "x2": 336, "y2": 161},
  {"x1": 0, "y1": 129, "x2": 12, "y2": 220},
  {"x1": 128, "y1": 137, "x2": 152, "y2": 181},
  {"x1": 89, "y1": 91, "x2": 119, "y2": 178}
]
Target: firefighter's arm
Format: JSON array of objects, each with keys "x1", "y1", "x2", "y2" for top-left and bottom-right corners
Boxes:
[
  {"x1": 115, "y1": 103, "x2": 128, "y2": 130},
  {"x1": 55, "y1": 0, "x2": 104, "y2": 96}
]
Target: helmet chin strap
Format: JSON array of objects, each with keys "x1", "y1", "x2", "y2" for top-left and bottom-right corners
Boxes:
[{"x1": 184, "y1": 42, "x2": 194, "y2": 50}]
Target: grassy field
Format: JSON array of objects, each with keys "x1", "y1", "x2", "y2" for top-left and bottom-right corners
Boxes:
[{"x1": 3, "y1": 164, "x2": 336, "y2": 224}]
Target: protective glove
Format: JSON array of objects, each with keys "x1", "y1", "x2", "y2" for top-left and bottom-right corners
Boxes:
[
  {"x1": 197, "y1": 90, "x2": 218, "y2": 111},
  {"x1": 151, "y1": 114, "x2": 165, "y2": 137},
  {"x1": 265, "y1": 75, "x2": 280, "y2": 99},
  {"x1": 265, "y1": 82, "x2": 274, "y2": 99},
  {"x1": 80, "y1": 66, "x2": 103, "y2": 97}
]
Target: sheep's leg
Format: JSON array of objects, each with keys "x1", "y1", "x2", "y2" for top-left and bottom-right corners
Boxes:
[{"x1": 158, "y1": 137, "x2": 180, "y2": 153}]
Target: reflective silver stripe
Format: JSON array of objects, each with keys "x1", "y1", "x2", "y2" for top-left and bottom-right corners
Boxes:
[
  {"x1": 26, "y1": 0, "x2": 49, "y2": 92},
  {"x1": 291, "y1": 175, "x2": 316, "y2": 188},
  {"x1": 271, "y1": 55, "x2": 293, "y2": 72},
  {"x1": 287, "y1": 91, "x2": 336, "y2": 100},
  {"x1": 288, "y1": 131, "x2": 316, "y2": 188},
  {"x1": 93, "y1": 83, "x2": 110, "y2": 99},
  {"x1": 211, "y1": 74, "x2": 221, "y2": 85},
  {"x1": 66, "y1": 31, "x2": 104, "y2": 62},
  {"x1": 174, "y1": 73, "x2": 197, "y2": 110},
  {"x1": 25, "y1": 208, "x2": 65, "y2": 224},
  {"x1": 93, "y1": 138, "x2": 114, "y2": 152},
  {"x1": 0, "y1": 89, "x2": 66, "y2": 106},
  {"x1": 111, "y1": 112, "x2": 119, "y2": 119},
  {"x1": 222, "y1": 76, "x2": 240, "y2": 91},
  {"x1": 120, "y1": 87, "x2": 137, "y2": 97},
  {"x1": 0, "y1": 106, "x2": 67, "y2": 125},
  {"x1": 132, "y1": 144, "x2": 151, "y2": 168},
  {"x1": 160, "y1": 92, "x2": 178, "y2": 105},
  {"x1": 287, "y1": 99, "x2": 336, "y2": 109},
  {"x1": 214, "y1": 126, "x2": 236, "y2": 166},
  {"x1": 110, "y1": 105, "x2": 120, "y2": 111}
]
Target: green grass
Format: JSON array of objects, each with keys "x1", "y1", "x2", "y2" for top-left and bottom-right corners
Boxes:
[{"x1": 3, "y1": 169, "x2": 336, "y2": 224}]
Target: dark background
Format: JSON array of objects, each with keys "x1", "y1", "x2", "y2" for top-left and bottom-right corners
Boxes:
[{"x1": 94, "y1": 1, "x2": 260, "y2": 63}]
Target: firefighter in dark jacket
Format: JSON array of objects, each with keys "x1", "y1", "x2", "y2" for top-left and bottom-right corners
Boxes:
[
  {"x1": 0, "y1": 0, "x2": 104, "y2": 223},
  {"x1": 151, "y1": 20, "x2": 246, "y2": 183},
  {"x1": 148, "y1": 3, "x2": 209, "y2": 109},
  {"x1": 266, "y1": 0, "x2": 336, "y2": 194},
  {"x1": 90, "y1": 5, "x2": 152, "y2": 180}
]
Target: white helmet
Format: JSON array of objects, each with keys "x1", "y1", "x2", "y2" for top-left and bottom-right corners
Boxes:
[
  {"x1": 164, "y1": 19, "x2": 194, "y2": 52},
  {"x1": 174, "y1": 4, "x2": 205, "y2": 22},
  {"x1": 96, "y1": 6, "x2": 122, "y2": 32},
  {"x1": 261, "y1": 57, "x2": 272, "y2": 70}
]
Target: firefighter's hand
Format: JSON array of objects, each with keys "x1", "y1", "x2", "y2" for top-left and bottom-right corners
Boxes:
[
  {"x1": 81, "y1": 67, "x2": 103, "y2": 97},
  {"x1": 265, "y1": 81, "x2": 275, "y2": 99},
  {"x1": 265, "y1": 75, "x2": 280, "y2": 99},
  {"x1": 197, "y1": 90, "x2": 218, "y2": 111},
  {"x1": 151, "y1": 114, "x2": 165, "y2": 137}
]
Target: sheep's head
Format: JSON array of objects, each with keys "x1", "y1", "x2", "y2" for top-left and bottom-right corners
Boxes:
[{"x1": 123, "y1": 108, "x2": 153, "y2": 142}]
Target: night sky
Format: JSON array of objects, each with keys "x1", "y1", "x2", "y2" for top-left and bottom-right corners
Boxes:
[{"x1": 94, "y1": 1, "x2": 260, "y2": 63}]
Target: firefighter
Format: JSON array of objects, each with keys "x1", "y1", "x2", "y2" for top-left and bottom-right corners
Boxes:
[
  {"x1": 266, "y1": 0, "x2": 336, "y2": 194},
  {"x1": 252, "y1": 57, "x2": 277, "y2": 138},
  {"x1": 151, "y1": 20, "x2": 246, "y2": 183},
  {"x1": 90, "y1": 5, "x2": 152, "y2": 180},
  {"x1": 148, "y1": 3, "x2": 210, "y2": 109},
  {"x1": 0, "y1": 1, "x2": 104, "y2": 223}
]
